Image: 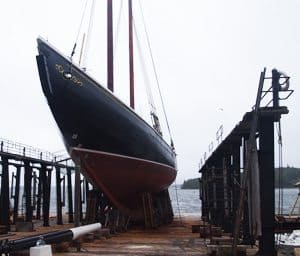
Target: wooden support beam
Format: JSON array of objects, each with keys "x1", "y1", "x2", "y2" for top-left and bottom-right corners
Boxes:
[
  {"x1": 67, "y1": 167, "x2": 74, "y2": 223},
  {"x1": 24, "y1": 160, "x2": 33, "y2": 222},
  {"x1": 41, "y1": 164, "x2": 50, "y2": 227},
  {"x1": 0, "y1": 156, "x2": 10, "y2": 229},
  {"x1": 258, "y1": 117, "x2": 275, "y2": 255},
  {"x1": 13, "y1": 166, "x2": 21, "y2": 224},
  {"x1": 36, "y1": 170, "x2": 42, "y2": 220},
  {"x1": 56, "y1": 166, "x2": 63, "y2": 225},
  {"x1": 74, "y1": 165, "x2": 81, "y2": 227}
]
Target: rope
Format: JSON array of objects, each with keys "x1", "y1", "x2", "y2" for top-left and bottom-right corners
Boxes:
[
  {"x1": 275, "y1": 121, "x2": 284, "y2": 245},
  {"x1": 138, "y1": 1, "x2": 175, "y2": 148},
  {"x1": 133, "y1": 20, "x2": 156, "y2": 113},
  {"x1": 70, "y1": 0, "x2": 90, "y2": 59},
  {"x1": 81, "y1": 0, "x2": 96, "y2": 69},
  {"x1": 276, "y1": 121, "x2": 284, "y2": 215}
]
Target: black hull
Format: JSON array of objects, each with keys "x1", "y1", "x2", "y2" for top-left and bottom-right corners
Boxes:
[{"x1": 36, "y1": 38, "x2": 177, "y2": 199}]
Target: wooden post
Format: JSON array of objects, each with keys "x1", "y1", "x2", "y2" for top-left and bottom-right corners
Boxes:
[
  {"x1": 0, "y1": 156, "x2": 10, "y2": 229},
  {"x1": 75, "y1": 165, "x2": 81, "y2": 227},
  {"x1": 223, "y1": 156, "x2": 231, "y2": 232},
  {"x1": 67, "y1": 167, "x2": 74, "y2": 223},
  {"x1": 24, "y1": 160, "x2": 33, "y2": 222},
  {"x1": 13, "y1": 166, "x2": 21, "y2": 224},
  {"x1": 32, "y1": 171, "x2": 37, "y2": 212},
  {"x1": 259, "y1": 116, "x2": 275, "y2": 255},
  {"x1": 41, "y1": 164, "x2": 50, "y2": 227},
  {"x1": 56, "y1": 166, "x2": 63, "y2": 225},
  {"x1": 232, "y1": 143, "x2": 241, "y2": 229},
  {"x1": 36, "y1": 169, "x2": 42, "y2": 220}
]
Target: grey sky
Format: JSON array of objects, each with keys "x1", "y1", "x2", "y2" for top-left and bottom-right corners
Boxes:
[{"x1": 0, "y1": 0, "x2": 299, "y2": 184}]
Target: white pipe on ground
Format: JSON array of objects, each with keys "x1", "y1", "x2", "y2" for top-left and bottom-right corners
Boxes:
[
  {"x1": 29, "y1": 223, "x2": 102, "y2": 256},
  {"x1": 70, "y1": 223, "x2": 102, "y2": 240}
]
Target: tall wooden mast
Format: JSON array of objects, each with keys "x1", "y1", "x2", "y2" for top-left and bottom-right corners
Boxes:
[
  {"x1": 107, "y1": 0, "x2": 114, "y2": 92},
  {"x1": 128, "y1": 0, "x2": 135, "y2": 109}
]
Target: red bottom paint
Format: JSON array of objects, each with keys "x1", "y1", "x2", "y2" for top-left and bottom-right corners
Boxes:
[{"x1": 71, "y1": 147, "x2": 177, "y2": 220}]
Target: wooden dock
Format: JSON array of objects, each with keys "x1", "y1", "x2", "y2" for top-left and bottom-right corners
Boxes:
[
  {"x1": 0, "y1": 215, "x2": 267, "y2": 255},
  {"x1": 55, "y1": 216, "x2": 207, "y2": 256}
]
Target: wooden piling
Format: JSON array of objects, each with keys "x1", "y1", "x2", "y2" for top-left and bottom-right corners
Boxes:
[
  {"x1": 0, "y1": 156, "x2": 10, "y2": 230},
  {"x1": 36, "y1": 169, "x2": 42, "y2": 220},
  {"x1": 67, "y1": 167, "x2": 74, "y2": 223},
  {"x1": 56, "y1": 166, "x2": 63, "y2": 225},
  {"x1": 259, "y1": 116, "x2": 275, "y2": 255},
  {"x1": 13, "y1": 165, "x2": 21, "y2": 224},
  {"x1": 41, "y1": 163, "x2": 50, "y2": 227}
]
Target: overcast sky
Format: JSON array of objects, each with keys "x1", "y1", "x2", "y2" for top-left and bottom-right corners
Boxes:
[{"x1": 0, "y1": 0, "x2": 299, "y2": 183}]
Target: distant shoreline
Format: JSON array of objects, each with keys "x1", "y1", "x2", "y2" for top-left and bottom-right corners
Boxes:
[{"x1": 181, "y1": 167, "x2": 300, "y2": 189}]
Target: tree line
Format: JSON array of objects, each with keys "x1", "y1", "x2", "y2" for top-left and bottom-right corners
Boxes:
[{"x1": 181, "y1": 167, "x2": 300, "y2": 189}]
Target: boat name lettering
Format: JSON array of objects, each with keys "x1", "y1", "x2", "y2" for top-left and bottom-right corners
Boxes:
[{"x1": 55, "y1": 64, "x2": 83, "y2": 86}]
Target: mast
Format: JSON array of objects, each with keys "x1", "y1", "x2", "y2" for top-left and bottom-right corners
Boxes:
[
  {"x1": 128, "y1": 0, "x2": 135, "y2": 109},
  {"x1": 107, "y1": 0, "x2": 114, "y2": 92}
]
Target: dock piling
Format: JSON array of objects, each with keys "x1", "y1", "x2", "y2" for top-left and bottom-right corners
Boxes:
[
  {"x1": 24, "y1": 160, "x2": 33, "y2": 223},
  {"x1": 198, "y1": 68, "x2": 293, "y2": 255},
  {"x1": 74, "y1": 164, "x2": 81, "y2": 227},
  {"x1": 0, "y1": 156, "x2": 10, "y2": 231},
  {"x1": 55, "y1": 166, "x2": 63, "y2": 225},
  {"x1": 67, "y1": 167, "x2": 74, "y2": 223},
  {"x1": 259, "y1": 116, "x2": 276, "y2": 255},
  {"x1": 13, "y1": 165, "x2": 21, "y2": 224}
]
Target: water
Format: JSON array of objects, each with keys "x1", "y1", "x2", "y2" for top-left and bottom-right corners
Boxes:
[
  {"x1": 18, "y1": 186, "x2": 300, "y2": 216},
  {"x1": 169, "y1": 186, "x2": 201, "y2": 216},
  {"x1": 48, "y1": 186, "x2": 202, "y2": 216},
  {"x1": 275, "y1": 188, "x2": 299, "y2": 214},
  {"x1": 168, "y1": 187, "x2": 300, "y2": 217}
]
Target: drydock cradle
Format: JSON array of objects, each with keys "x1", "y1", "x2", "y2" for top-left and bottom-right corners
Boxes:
[
  {"x1": 0, "y1": 139, "x2": 174, "y2": 254},
  {"x1": 0, "y1": 68, "x2": 297, "y2": 256}
]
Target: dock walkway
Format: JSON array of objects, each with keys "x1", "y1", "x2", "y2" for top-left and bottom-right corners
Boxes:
[{"x1": 55, "y1": 216, "x2": 207, "y2": 256}]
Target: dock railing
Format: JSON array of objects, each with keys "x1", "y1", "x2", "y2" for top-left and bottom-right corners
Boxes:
[{"x1": 0, "y1": 137, "x2": 70, "y2": 163}]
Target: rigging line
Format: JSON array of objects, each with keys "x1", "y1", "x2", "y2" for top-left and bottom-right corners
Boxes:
[
  {"x1": 174, "y1": 179, "x2": 182, "y2": 224},
  {"x1": 81, "y1": 0, "x2": 96, "y2": 69},
  {"x1": 276, "y1": 121, "x2": 284, "y2": 215},
  {"x1": 70, "y1": 0, "x2": 90, "y2": 59},
  {"x1": 275, "y1": 121, "x2": 284, "y2": 245},
  {"x1": 276, "y1": 122, "x2": 281, "y2": 215},
  {"x1": 138, "y1": 1, "x2": 174, "y2": 147},
  {"x1": 113, "y1": 0, "x2": 124, "y2": 59},
  {"x1": 278, "y1": 121, "x2": 284, "y2": 214},
  {"x1": 133, "y1": 19, "x2": 156, "y2": 113}
]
